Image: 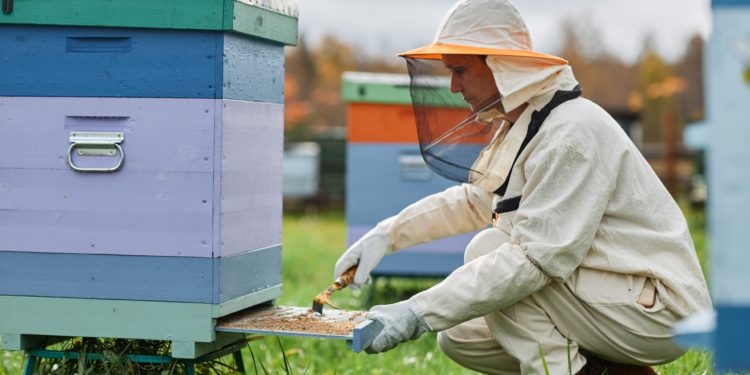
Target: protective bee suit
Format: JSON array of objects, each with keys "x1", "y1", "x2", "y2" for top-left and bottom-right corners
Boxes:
[{"x1": 334, "y1": 0, "x2": 712, "y2": 373}]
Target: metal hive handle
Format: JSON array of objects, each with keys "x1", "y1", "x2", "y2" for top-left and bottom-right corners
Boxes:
[
  {"x1": 2, "y1": 0, "x2": 12, "y2": 14},
  {"x1": 67, "y1": 132, "x2": 125, "y2": 173}
]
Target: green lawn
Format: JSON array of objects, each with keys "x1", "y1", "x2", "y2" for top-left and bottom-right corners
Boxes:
[{"x1": 0, "y1": 208, "x2": 718, "y2": 374}]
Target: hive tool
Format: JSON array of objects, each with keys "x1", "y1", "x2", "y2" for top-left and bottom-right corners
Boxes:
[{"x1": 312, "y1": 266, "x2": 358, "y2": 315}]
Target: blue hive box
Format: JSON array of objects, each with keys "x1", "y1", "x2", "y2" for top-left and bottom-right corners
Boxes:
[{"x1": 342, "y1": 72, "x2": 481, "y2": 277}]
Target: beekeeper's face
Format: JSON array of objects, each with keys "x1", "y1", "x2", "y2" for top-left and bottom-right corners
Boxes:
[{"x1": 442, "y1": 54, "x2": 500, "y2": 111}]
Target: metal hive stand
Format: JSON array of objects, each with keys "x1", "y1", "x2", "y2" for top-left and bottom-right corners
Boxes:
[{"x1": 22, "y1": 338, "x2": 248, "y2": 375}]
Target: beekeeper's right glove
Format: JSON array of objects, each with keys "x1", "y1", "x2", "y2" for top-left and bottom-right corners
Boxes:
[
  {"x1": 365, "y1": 298, "x2": 432, "y2": 354},
  {"x1": 334, "y1": 224, "x2": 392, "y2": 290}
]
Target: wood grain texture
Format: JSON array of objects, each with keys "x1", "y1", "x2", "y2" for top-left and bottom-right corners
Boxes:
[
  {"x1": 219, "y1": 100, "x2": 283, "y2": 257},
  {"x1": 222, "y1": 0, "x2": 236, "y2": 32},
  {"x1": 707, "y1": 7, "x2": 750, "y2": 307},
  {"x1": 0, "y1": 0, "x2": 298, "y2": 45},
  {"x1": 0, "y1": 252, "x2": 214, "y2": 303},
  {"x1": 231, "y1": 1, "x2": 298, "y2": 47},
  {"x1": 0, "y1": 0, "x2": 224, "y2": 29},
  {"x1": 216, "y1": 285, "x2": 282, "y2": 317},
  {"x1": 220, "y1": 32, "x2": 285, "y2": 104},
  {"x1": 0, "y1": 169, "x2": 213, "y2": 214},
  {"x1": 1, "y1": 333, "x2": 26, "y2": 351},
  {"x1": 220, "y1": 210, "x2": 282, "y2": 258},
  {"x1": 0, "y1": 290, "x2": 279, "y2": 345},
  {"x1": 0, "y1": 97, "x2": 215, "y2": 172},
  {"x1": 0, "y1": 26, "x2": 286, "y2": 100},
  {"x1": 219, "y1": 245, "x2": 282, "y2": 303},
  {"x1": 212, "y1": 100, "x2": 224, "y2": 258},
  {"x1": 0, "y1": 296, "x2": 216, "y2": 342},
  {"x1": 0, "y1": 247, "x2": 281, "y2": 303},
  {"x1": 0, "y1": 211, "x2": 212, "y2": 257},
  {"x1": 0, "y1": 334, "x2": 69, "y2": 351},
  {"x1": 0, "y1": 97, "x2": 285, "y2": 258},
  {"x1": 0, "y1": 25, "x2": 219, "y2": 98},
  {"x1": 0, "y1": 97, "x2": 215, "y2": 257},
  {"x1": 1, "y1": 129, "x2": 214, "y2": 171}
]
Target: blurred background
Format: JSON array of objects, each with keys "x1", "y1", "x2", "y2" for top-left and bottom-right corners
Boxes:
[
  {"x1": 0, "y1": 0, "x2": 736, "y2": 375},
  {"x1": 282, "y1": 0, "x2": 711, "y2": 210},
  {"x1": 277, "y1": 0, "x2": 715, "y2": 318},
  {"x1": 266, "y1": 2, "x2": 716, "y2": 371},
  {"x1": 0, "y1": 1, "x2": 722, "y2": 374}
]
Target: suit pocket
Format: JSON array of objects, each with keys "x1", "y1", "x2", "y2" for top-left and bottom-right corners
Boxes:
[{"x1": 569, "y1": 267, "x2": 646, "y2": 306}]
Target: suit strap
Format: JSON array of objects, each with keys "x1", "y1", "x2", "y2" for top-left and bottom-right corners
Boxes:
[{"x1": 493, "y1": 85, "x2": 583, "y2": 196}]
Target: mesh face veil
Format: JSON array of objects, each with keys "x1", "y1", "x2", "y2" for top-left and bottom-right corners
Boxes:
[{"x1": 406, "y1": 57, "x2": 511, "y2": 184}]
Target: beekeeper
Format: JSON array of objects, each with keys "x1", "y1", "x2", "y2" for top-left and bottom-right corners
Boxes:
[{"x1": 334, "y1": 0, "x2": 712, "y2": 374}]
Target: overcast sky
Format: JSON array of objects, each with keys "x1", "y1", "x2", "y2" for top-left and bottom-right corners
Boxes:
[{"x1": 292, "y1": 0, "x2": 712, "y2": 65}]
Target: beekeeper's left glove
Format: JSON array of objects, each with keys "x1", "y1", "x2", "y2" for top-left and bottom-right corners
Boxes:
[
  {"x1": 334, "y1": 225, "x2": 391, "y2": 290},
  {"x1": 365, "y1": 298, "x2": 433, "y2": 354}
]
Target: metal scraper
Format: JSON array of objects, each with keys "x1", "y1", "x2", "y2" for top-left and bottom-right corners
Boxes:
[{"x1": 312, "y1": 266, "x2": 358, "y2": 315}]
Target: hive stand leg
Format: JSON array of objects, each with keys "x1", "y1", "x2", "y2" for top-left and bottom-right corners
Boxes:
[
  {"x1": 3, "y1": 334, "x2": 43, "y2": 351},
  {"x1": 181, "y1": 340, "x2": 245, "y2": 375},
  {"x1": 22, "y1": 353, "x2": 36, "y2": 375},
  {"x1": 233, "y1": 350, "x2": 245, "y2": 374},
  {"x1": 2, "y1": 334, "x2": 75, "y2": 351},
  {"x1": 172, "y1": 332, "x2": 246, "y2": 359}
]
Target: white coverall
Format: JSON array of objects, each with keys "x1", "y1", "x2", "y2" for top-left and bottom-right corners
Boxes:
[
  {"x1": 367, "y1": 0, "x2": 712, "y2": 373},
  {"x1": 376, "y1": 83, "x2": 712, "y2": 373}
]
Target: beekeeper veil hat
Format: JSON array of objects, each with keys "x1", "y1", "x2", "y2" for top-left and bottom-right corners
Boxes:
[{"x1": 399, "y1": 0, "x2": 578, "y2": 191}]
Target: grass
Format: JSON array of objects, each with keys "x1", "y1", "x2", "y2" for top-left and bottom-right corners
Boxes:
[
  {"x1": 0, "y1": 208, "x2": 721, "y2": 374},
  {"x1": 0, "y1": 337, "x2": 251, "y2": 375},
  {"x1": 255, "y1": 210, "x2": 477, "y2": 374}
]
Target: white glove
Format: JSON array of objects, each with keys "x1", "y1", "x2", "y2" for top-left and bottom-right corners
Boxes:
[
  {"x1": 365, "y1": 298, "x2": 433, "y2": 354},
  {"x1": 334, "y1": 225, "x2": 391, "y2": 290}
]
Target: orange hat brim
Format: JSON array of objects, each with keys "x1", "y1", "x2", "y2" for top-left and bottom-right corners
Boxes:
[{"x1": 398, "y1": 43, "x2": 567, "y2": 65}]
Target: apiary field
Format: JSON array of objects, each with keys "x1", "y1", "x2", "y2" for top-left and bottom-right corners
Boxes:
[{"x1": 1, "y1": 208, "x2": 716, "y2": 374}]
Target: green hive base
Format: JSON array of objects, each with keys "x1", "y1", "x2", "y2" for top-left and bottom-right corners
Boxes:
[{"x1": 0, "y1": 285, "x2": 281, "y2": 358}]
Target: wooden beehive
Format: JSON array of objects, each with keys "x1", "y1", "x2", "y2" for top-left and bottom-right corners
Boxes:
[
  {"x1": 341, "y1": 72, "x2": 482, "y2": 277},
  {"x1": 0, "y1": 0, "x2": 298, "y2": 358},
  {"x1": 700, "y1": 0, "x2": 750, "y2": 369}
]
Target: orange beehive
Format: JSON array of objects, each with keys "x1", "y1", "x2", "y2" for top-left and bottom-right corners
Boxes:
[{"x1": 342, "y1": 72, "x2": 481, "y2": 277}]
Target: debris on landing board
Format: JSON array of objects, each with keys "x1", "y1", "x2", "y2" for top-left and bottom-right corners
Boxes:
[{"x1": 216, "y1": 305, "x2": 369, "y2": 339}]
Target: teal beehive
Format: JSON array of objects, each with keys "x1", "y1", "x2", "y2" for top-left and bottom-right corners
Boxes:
[{"x1": 0, "y1": 0, "x2": 298, "y2": 359}]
